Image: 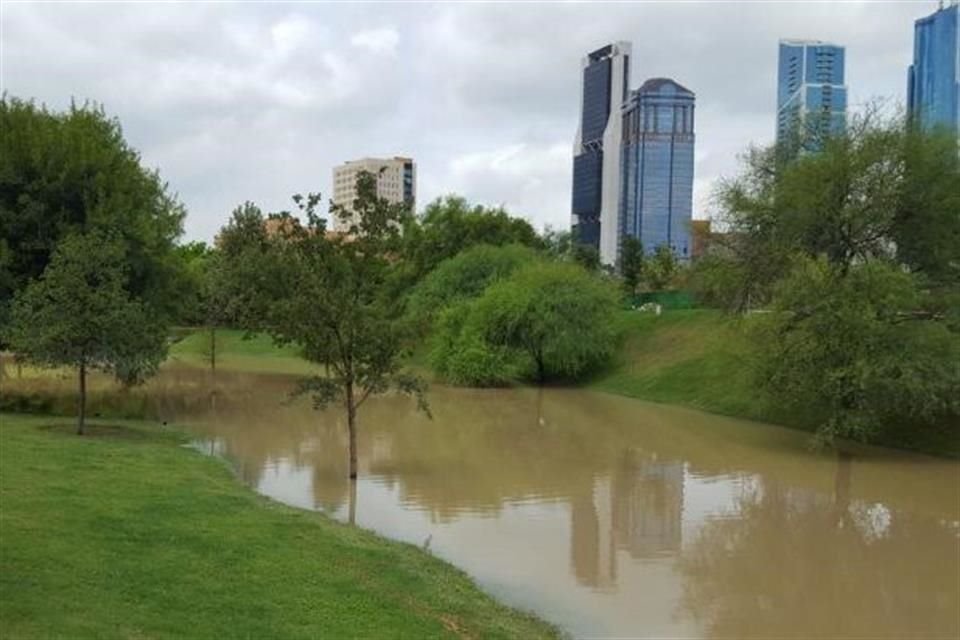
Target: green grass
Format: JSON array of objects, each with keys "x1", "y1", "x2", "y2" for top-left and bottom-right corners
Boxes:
[
  {"x1": 167, "y1": 328, "x2": 316, "y2": 374},
  {"x1": 590, "y1": 309, "x2": 770, "y2": 420},
  {"x1": 0, "y1": 413, "x2": 559, "y2": 639}
]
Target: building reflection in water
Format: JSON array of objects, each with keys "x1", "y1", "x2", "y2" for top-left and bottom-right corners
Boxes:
[{"x1": 571, "y1": 448, "x2": 685, "y2": 589}]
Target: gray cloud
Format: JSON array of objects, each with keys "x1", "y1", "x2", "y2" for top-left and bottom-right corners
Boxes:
[{"x1": 0, "y1": 1, "x2": 930, "y2": 241}]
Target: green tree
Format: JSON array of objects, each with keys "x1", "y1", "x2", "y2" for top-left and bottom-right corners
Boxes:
[
  {"x1": 571, "y1": 244, "x2": 601, "y2": 272},
  {"x1": 644, "y1": 244, "x2": 679, "y2": 292},
  {"x1": 709, "y1": 112, "x2": 960, "y2": 446},
  {"x1": 4, "y1": 233, "x2": 167, "y2": 434},
  {"x1": 404, "y1": 243, "x2": 538, "y2": 334},
  {"x1": 240, "y1": 173, "x2": 428, "y2": 479},
  {"x1": 402, "y1": 195, "x2": 543, "y2": 278},
  {"x1": 0, "y1": 97, "x2": 185, "y2": 330},
  {"x1": 619, "y1": 236, "x2": 644, "y2": 296},
  {"x1": 432, "y1": 262, "x2": 621, "y2": 385}
]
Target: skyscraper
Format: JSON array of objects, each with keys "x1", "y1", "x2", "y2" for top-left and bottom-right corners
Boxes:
[
  {"x1": 619, "y1": 79, "x2": 696, "y2": 261},
  {"x1": 331, "y1": 157, "x2": 415, "y2": 232},
  {"x1": 572, "y1": 42, "x2": 631, "y2": 264},
  {"x1": 907, "y1": 1, "x2": 959, "y2": 134},
  {"x1": 776, "y1": 40, "x2": 847, "y2": 150}
]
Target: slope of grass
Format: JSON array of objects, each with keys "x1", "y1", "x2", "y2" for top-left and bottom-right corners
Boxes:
[
  {"x1": 590, "y1": 309, "x2": 770, "y2": 420},
  {"x1": 0, "y1": 413, "x2": 559, "y2": 639},
  {"x1": 167, "y1": 328, "x2": 315, "y2": 374}
]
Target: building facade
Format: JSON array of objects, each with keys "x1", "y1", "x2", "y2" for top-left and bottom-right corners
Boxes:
[
  {"x1": 908, "y1": 2, "x2": 959, "y2": 134},
  {"x1": 331, "y1": 157, "x2": 416, "y2": 232},
  {"x1": 619, "y1": 79, "x2": 696, "y2": 261},
  {"x1": 571, "y1": 42, "x2": 631, "y2": 264},
  {"x1": 776, "y1": 40, "x2": 847, "y2": 150}
]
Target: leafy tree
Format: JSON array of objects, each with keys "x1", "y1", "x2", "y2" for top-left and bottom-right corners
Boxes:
[
  {"x1": 4, "y1": 233, "x2": 167, "y2": 434},
  {"x1": 644, "y1": 244, "x2": 680, "y2": 292},
  {"x1": 402, "y1": 195, "x2": 543, "y2": 278},
  {"x1": 619, "y1": 236, "x2": 644, "y2": 295},
  {"x1": 707, "y1": 112, "x2": 960, "y2": 446},
  {"x1": 432, "y1": 262, "x2": 621, "y2": 385},
  {"x1": 404, "y1": 243, "x2": 538, "y2": 334},
  {"x1": 754, "y1": 256, "x2": 959, "y2": 444},
  {"x1": 571, "y1": 244, "x2": 601, "y2": 272},
  {"x1": 238, "y1": 173, "x2": 428, "y2": 479},
  {"x1": 0, "y1": 97, "x2": 185, "y2": 331}
]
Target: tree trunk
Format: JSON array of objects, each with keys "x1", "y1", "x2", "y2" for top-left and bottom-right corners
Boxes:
[
  {"x1": 210, "y1": 325, "x2": 217, "y2": 375},
  {"x1": 346, "y1": 381, "x2": 358, "y2": 480},
  {"x1": 77, "y1": 360, "x2": 87, "y2": 436},
  {"x1": 348, "y1": 477, "x2": 357, "y2": 525}
]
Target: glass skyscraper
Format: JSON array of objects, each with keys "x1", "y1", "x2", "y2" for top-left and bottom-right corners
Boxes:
[
  {"x1": 907, "y1": 2, "x2": 959, "y2": 134},
  {"x1": 776, "y1": 40, "x2": 847, "y2": 150},
  {"x1": 619, "y1": 79, "x2": 696, "y2": 261},
  {"x1": 572, "y1": 42, "x2": 631, "y2": 264}
]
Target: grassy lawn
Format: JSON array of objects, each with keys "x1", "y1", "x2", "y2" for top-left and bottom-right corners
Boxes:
[
  {"x1": 167, "y1": 329, "x2": 316, "y2": 375},
  {"x1": 0, "y1": 413, "x2": 559, "y2": 639},
  {"x1": 590, "y1": 309, "x2": 771, "y2": 421}
]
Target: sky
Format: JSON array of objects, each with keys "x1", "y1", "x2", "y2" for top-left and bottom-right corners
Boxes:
[{"x1": 0, "y1": 0, "x2": 940, "y2": 242}]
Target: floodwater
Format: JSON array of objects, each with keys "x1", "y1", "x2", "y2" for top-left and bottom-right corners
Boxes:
[{"x1": 159, "y1": 368, "x2": 958, "y2": 639}]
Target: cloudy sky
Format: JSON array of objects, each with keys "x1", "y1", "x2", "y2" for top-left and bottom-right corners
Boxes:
[{"x1": 0, "y1": 1, "x2": 937, "y2": 241}]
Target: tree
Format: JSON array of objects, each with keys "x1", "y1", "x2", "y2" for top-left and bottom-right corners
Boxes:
[
  {"x1": 4, "y1": 233, "x2": 167, "y2": 434},
  {"x1": 619, "y1": 236, "x2": 644, "y2": 296},
  {"x1": 706, "y1": 111, "x2": 960, "y2": 446},
  {"x1": 0, "y1": 97, "x2": 185, "y2": 331},
  {"x1": 571, "y1": 244, "x2": 601, "y2": 272},
  {"x1": 644, "y1": 244, "x2": 679, "y2": 292},
  {"x1": 404, "y1": 243, "x2": 538, "y2": 334},
  {"x1": 432, "y1": 261, "x2": 621, "y2": 385},
  {"x1": 402, "y1": 195, "x2": 543, "y2": 279},
  {"x1": 239, "y1": 173, "x2": 428, "y2": 480}
]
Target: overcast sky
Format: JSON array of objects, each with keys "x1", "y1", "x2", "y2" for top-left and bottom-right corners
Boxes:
[{"x1": 0, "y1": 1, "x2": 938, "y2": 241}]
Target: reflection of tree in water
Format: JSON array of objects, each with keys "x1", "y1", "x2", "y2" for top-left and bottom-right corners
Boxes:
[
  {"x1": 678, "y1": 455, "x2": 960, "y2": 639},
  {"x1": 570, "y1": 449, "x2": 686, "y2": 589}
]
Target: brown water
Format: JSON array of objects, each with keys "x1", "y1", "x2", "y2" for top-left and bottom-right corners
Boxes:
[{"x1": 158, "y1": 369, "x2": 958, "y2": 638}]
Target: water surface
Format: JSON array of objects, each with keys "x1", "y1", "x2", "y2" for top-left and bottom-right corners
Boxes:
[{"x1": 159, "y1": 369, "x2": 959, "y2": 638}]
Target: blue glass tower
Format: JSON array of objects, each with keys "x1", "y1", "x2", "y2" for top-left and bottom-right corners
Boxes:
[
  {"x1": 619, "y1": 78, "x2": 695, "y2": 261},
  {"x1": 776, "y1": 40, "x2": 847, "y2": 150},
  {"x1": 908, "y1": 2, "x2": 959, "y2": 134},
  {"x1": 572, "y1": 42, "x2": 631, "y2": 264}
]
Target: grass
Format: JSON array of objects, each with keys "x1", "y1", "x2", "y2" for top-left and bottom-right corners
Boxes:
[
  {"x1": 167, "y1": 328, "x2": 316, "y2": 374},
  {"x1": 0, "y1": 413, "x2": 559, "y2": 639},
  {"x1": 590, "y1": 309, "x2": 769, "y2": 420}
]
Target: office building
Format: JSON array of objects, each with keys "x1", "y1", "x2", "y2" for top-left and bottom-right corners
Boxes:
[
  {"x1": 619, "y1": 78, "x2": 696, "y2": 261},
  {"x1": 908, "y1": 1, "x2": 959, "y2": 134},
  {"x1": 331, "y1": 157, "x2": 416, "y2": 232},
  {"x1": 776, "y1": 40, "x2": 847, "y2": 150},
  {"x1": 571, "y1": 42, "x2": 631, "y2": 264}
]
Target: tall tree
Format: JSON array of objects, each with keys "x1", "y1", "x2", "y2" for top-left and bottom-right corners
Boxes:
[
  {"x1": 4, "y1": 233, "x2": 167, "y2": 434},
  {"x1": 619, "y1": 236, "x2": 644, "y2": 296},
  {"x1": 238, "y1": 173, "x2": 428, "y2": 479},
  {"x1": 0, "y1": 97, "x2": 185, "y2": 330}
]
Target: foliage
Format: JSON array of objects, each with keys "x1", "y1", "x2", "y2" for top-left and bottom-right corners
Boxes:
[
  {"x1": 754, "y1": 257, "x2": 960, "y2": 444},
  {"x1": 643, "y1": 244, "x2": 681, "y2": 292},
  {"x1": 0, "y1": 96, "x2": 185, "y2": 331},
  {"x1": 431, "y1": 262, "x2": 621, "y2": 385},
  {"x1": 692, "y1": 111, "x2": 960, "y2": 448},
  {"x1": 402, "y1": 195, "x2": 543, "y2": 279},
  {"x1": 4, "y1": 233, "x2": 167, "y2": 433},
  {"x1": 229, "y1": 173, "x2": 428, "y2": 478},
  {"x1": 570, "y1": 243, "x2": 601, "y2": 272},
  {"x1": 619, "y1": 236, "x2": 644, "y2": 295},
  {"x1": 405, "y1": 243, "x2": 539, "y2": 334}
]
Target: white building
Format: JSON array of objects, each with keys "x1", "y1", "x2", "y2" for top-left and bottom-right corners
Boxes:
[{"x1": 331, "y1": 157, "x2": 416, "y2": 232}]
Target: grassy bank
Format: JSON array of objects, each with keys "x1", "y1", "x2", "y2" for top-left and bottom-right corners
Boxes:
[
  {"x1": 168, "y1": 328, "x2": 314, "y2": 374},
  {"x1": 0, "y1": 413, "x2": 559, "y2": 638}
]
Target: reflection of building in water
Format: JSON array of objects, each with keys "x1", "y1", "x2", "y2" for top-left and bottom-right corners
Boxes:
[
  {"x1": 570, "y1": 450, "x2": 685, "y2": 588},
  {"x1": 613, "y1": 453, "x2": 684, "y2": 558}
]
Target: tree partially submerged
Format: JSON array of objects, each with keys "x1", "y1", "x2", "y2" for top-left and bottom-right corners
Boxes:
[
  {"x1": 232, "y1": 173, "x2": 428, "y2": 479},
  {"x1": 5, "y1": 233, "x2": 167, "y2": 434}
]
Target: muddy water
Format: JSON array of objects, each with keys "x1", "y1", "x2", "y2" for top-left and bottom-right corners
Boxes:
[{"x1": 158, "y1": 369, "x2": 958, "y2": 639}]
